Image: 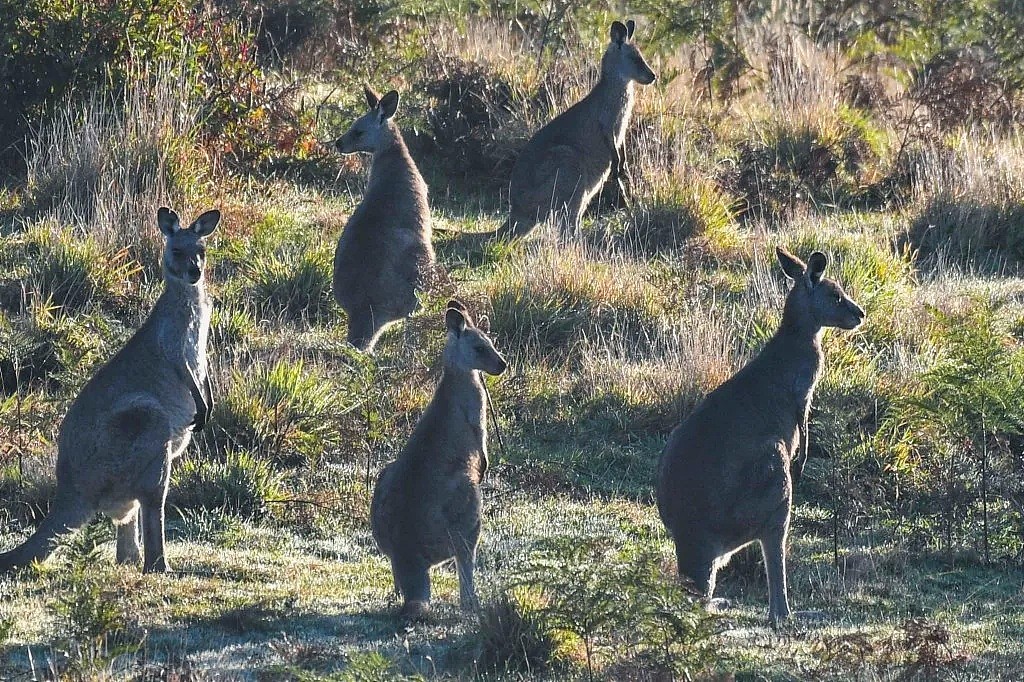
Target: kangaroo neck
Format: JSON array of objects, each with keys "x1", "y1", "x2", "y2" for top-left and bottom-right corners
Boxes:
[
  {"x1": 590, "y1": 73, "x2": 635, "y2": 144},
  {"x1": 153, "y1": 275, "x2": 210, "y2": 370},
  {"x1": 367, "y1": 122, "x2": 412, "y2": 188},
  {"x1": 762, "y1": 310, "x2": 825, "y2": 406},
  {"x1": 437, "y1": 366, "x2": 487, "y2": 445}
]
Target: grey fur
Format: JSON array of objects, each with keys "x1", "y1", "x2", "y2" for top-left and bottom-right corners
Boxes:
[
  {"x1": 0, "y1": 207, "x2": 219, "y2": 574},
  {"x1": 332, "y1": 86, "x2": 435, "y2": 352},
  {"x1": 370, "y1": 300, "x2": 507, "y2": 619},
  {"x1": 656, "y1": 247, "x2": 865, "y2": 626},
  {"x1": 497, "y1": 19, "x2": 656, "y2": 240}
]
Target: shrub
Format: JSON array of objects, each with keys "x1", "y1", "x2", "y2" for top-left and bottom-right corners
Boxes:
[
  {"x1": 725, "y1": 111, "x2": 885, "y2": 223},
  {"x1": 907, "y1": 135, "x2": 1024, "y2": 269},
  {"x1": 620, "y1": 176, "x2": 739, "y2": 254},
  {"x1": 241, "y1": 245, "x2": 334, "y2": 323},
  {"x1": 506, "y1": 536, "x2": 722, "y2": 681},
  {"x1": 208, "y1": 358, "x2": 344, "y2": 466},
  {"x1": 878, "y1": 299, "x2": 1024, "y2": 559},
  {"x1": 414, "y1": 56, "x2": 518, "y2": 191},
  {"x1": 2, "y1": 0, "x2": 314, "y2": 175},
  {"x1": 488, "y1": 243, "x2": 669, "y2": 357},
  {"x1": 170, "y1": 450, "x2": 284, "y2": 520},
  {"x1": 19, "y1": 228, "x2": 140, "y2": 313},
  {"x1": 22, "y1": 63, "x2": 204, "y2": 272},
  {"x1": 477, "y1": 590, "x2": 566, "y2": 674}
]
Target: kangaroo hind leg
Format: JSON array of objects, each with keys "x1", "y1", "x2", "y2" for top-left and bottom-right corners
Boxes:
[
  {"x1": 115, "y1": 502, "x2": 142, "y2": 565},
  {"x1": 392, "y1": 555, "x2": 431, "y2": 620}
]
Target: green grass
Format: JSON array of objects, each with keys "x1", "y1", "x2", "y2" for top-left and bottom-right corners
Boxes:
[{"x1": 4, "y1": 5, "x2": 1024, "y2": 680}]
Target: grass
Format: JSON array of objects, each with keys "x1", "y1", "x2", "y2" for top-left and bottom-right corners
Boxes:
[{"x1": 3, "y1": 4, "x2": 1024, "y2": 680}]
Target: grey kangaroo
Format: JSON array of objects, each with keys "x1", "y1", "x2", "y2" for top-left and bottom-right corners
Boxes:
[
  {"x1": 370, "y1": 300, "x2": 507, "y2": 619},
  {"x1": 0, "y1": 207, "x2": 218, "y2": 574},
  {"x1": 332, "y1": 86, "x2": 435, "y2": 352},
  {"x1": 497, "y1": 19, "x2": 656, "y2": 240},
  {"x1": 656, "y1": 248, "x2": 865, "y2": 626}
]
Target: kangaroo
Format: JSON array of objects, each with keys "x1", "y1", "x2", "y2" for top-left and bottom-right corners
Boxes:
[
  {"x1": 0, "y1": 207, "x2": 218, "y2": 574},
  {"x1": 370, "y1": 300, "x2": 507, "y2": 620},
  {"x1": 656, "y1": 248, "x2": 865, "y2": 626},
  {"x1": 332, "y1": 86, "x2": 435, "y2": 352},
  {"x1": 496, "y1": 19, "x2": 656, "y2": 241}
]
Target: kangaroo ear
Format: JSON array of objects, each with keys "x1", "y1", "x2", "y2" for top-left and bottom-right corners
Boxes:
[
  {"x1": 776, "y1": 246, "x2": 807, "y2": 280},
  {"x1": 379, "y1": 91, "x2": 399, "y2": 120},
  {"x1": 806, "y1": 251, "x2": 828, "y2": 284},
  {"x1": 610, "y1": 20, "x2": 628, "y2": 45},
  {"x1": 626, "y1": 19, "x2": 636, "y2": 39},
  {"x1": 190, "y1": 209, "x2": 221, "y2": 237},
  {"x1": 157, "y1": 207, "x2": 180, "y2": 237},
  {"x1": 446, "y1": 307, "x2": 467, "y2": 337},
  {"x1": 364, "y1": 84, "x2": 381, "y2": 110}
]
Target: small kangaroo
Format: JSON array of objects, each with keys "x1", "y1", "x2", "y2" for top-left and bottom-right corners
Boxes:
[
  {"x1": 0, "y1": 207, "x2": 219, "y2": 574},
  {"x1": 497, "y1": 19, "x2": 656, "y2": 241},
  {"x1": 370, "y1": 300, "x2": 507, "y2": 619},
  {"x1": 656, "y1": 248, "x2": 865, "y2": 626},
  {"x1": 332, "y1": 86, "x2": 435, "y2": 352}
]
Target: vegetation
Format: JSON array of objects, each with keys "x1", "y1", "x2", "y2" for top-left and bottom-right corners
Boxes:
[{"x1": 3, "y1": 0, "x2": 1024, "y2": 679}]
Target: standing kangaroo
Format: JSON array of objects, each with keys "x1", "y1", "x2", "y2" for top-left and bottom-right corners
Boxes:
[
  {"x1": 656, "y1": 248, "x2": 865, "y2": 626},
  {"x1": 370, "y1": 300, "x2": 507, "y2": 619},
  {"x1": 497, "y1": 19, "x2": 656, "y2": 241},
  {"x1": 0, "y1": 208, "x2": 218, "y2": 574},
  {"x1": 332, "y1": 86, "x2": 435, "y2": 352}
]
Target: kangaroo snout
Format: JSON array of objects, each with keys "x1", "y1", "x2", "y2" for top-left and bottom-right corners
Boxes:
[
  {"x1": 487, "y1": 355, "x2": 509, "y2": 376},
  {"x1": 844, "y1": 302, "x2": 866, "y2": 330}
]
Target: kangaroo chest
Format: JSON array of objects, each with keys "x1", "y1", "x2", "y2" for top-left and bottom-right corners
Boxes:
[
  {"x1": 158, "y1": 297, "x2": 210, "y2": 380},
  {"x1": 595, "y1": 86, "x2": 634, "y2": 147}
]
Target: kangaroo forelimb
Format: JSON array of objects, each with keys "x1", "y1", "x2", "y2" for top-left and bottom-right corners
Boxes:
[
  {"x1": 187, "y1": 369, "x2": 210, "y2": 432},
  {"x1": 792, "y1": 418, "x2": 809, "y2": 485}
]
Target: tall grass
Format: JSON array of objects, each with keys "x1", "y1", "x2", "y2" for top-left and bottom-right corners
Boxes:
[{"x1": 24, "y1": 59, "x2": 203, "y2": 270}]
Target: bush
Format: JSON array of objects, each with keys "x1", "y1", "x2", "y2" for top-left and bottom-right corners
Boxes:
[
  {"x1": 907, "y1": 135, "x2": 1024, "y2": 269},
  {"x1": 878, "y1": 299, "x2": 1024, "y2": 559},
  {"x1": 506, "y1": 536, "x2": 722, "y2": 680},
  {"x1": 18, "y1": 228, "x2": 140, "y2": 313},
  {"x1": 488, "y1": 244, "x2": 669, "y2": 357},
  {"x1": 208, "y1": 358, "x2": 344, "y2": 467},
  {"x1": 170, "y1": 450, "x2": 284, "y2": 520},
  {"x1": 477, "y1": 590, "x2": 567, "y2": 675},
  {"x1": 725, "y1": 111, "x2": 885, "y2": 223},
  {"x1": 1, "y1": 0, "x2": 314, "y2": 173},
  {"x1": 241, "y1": 245, "x2": 334, "y2": 323}
]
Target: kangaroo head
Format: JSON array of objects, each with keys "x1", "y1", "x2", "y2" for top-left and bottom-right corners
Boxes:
[
  {"x1": 334, "y1": 86, "x2": 400, "y2": 154},
  {"x1": 777, "y1": 247, "x2": 865, "y2": 331},
  {"x1": 158, "y1": 207, "x2": 220, "y2": 285},
  {"x1": 443, "y1": 300, "x2": 507, "y2": 375},
  {"x1": 603, "y1": 19, "x2": 657, "y2": 86}
]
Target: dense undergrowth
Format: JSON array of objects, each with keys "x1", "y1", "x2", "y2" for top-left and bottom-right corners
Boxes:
[{"x1": 3, "y1": 0, "x2": 1024, "y2": 680}]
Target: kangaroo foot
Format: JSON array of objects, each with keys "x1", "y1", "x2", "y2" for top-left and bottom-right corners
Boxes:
[{"x1": 706, "y1": 597, "x2": 731, "y2": 613}]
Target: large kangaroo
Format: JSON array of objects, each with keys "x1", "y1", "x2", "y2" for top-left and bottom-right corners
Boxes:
[
  {"x1": 656, "y1": 248, "x2": 865, "y2": 626},
  {"x1": 497, "y1": 19, "x2": 656, "y2": 241},
  {"x1": 0, "y1": 208, "x2": 219, "y2": 574},
  {"x1": 332, "y1": 86, "x2": 435, "y2": 352},
  {"x1": 370, "y1": 300, "x2": 507, "y2": 619}
]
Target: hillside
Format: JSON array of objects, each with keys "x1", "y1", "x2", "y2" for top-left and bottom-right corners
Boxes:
[{"x1": 2, "y1": 1, "x2": 1024, "y2": 679}]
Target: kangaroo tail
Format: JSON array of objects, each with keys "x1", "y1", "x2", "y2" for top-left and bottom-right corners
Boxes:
[{"x1": 0, "y1": 491, "x2": 92, "y2": 573}]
